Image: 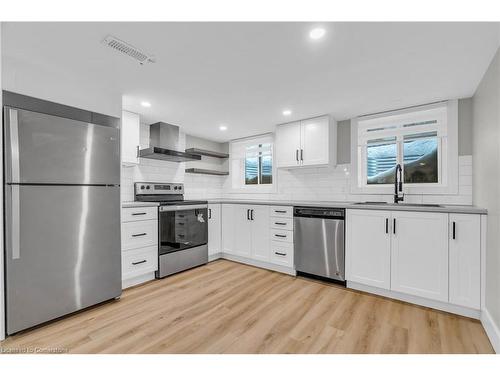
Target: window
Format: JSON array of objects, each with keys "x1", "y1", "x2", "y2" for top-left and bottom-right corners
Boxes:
[
  {"x1": 245, "y1": 143, "x2": 273, "y2": 185},
  {"x1": 351, "y1": 101, "x2": 459, "y2": 195},
  {"x1": 229, "y1": 134, "x2": 275, "y2": 192}
]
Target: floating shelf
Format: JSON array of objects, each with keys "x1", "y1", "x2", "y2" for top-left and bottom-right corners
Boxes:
[
  {"x1": 185, "y1": 148, "x2": 229, "y2": 159},
  {"x1": 185, "y1": 168, "x2": 229, "y2": 176}
]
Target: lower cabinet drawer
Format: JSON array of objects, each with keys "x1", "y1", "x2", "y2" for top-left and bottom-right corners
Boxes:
[
  {"x1": 122, "y1": 206, "x2": 158, "y2": 222},
  {"x1": 270, "y1": 229, "x2": 293, "y2": 243},
  {"x1": 270, "y1": 217, "x2": 293, "y2": 230},
  {"x1": 122, "y1": 246, "x2": 158, "y2": 280},
  {"x1": 269, "y1": 241, "x2": 293, "y2": 267},
  {"x1": 270, "y1": 206, "x2": 293, "y2": 218},
  {"x1": 122, "y1": 220, "x2": 158, "y2": 250}
]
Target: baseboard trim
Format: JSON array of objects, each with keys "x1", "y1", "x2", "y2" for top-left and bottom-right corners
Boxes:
[
  {"x1": 347, "y1": 281, "x2": 481, "y2": 319},
  {"x1": 122, "y1": 272, "x2": 155, "y2": 290},
  {"x1": 208, "y1": 252, "x2": 222, "y2": 262},
  {"x1": 221, "y1": 253, "x2": 296, "y2": 276},
  {"x1": 481, "y1": 308, "x2": 500, "y2": 354}
]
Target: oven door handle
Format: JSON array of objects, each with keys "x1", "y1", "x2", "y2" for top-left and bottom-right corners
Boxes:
[{"x1": 159, "y1": 204, "x2": 208, "y2": 212}]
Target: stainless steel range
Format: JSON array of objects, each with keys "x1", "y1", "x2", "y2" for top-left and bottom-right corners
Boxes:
[{"x1": 134, "y1": 182, "x2": 208, "y2": 278}]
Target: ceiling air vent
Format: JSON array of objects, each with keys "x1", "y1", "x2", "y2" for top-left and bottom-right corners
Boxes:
[{"x1": 102, "y1": 35, "x2": 156, "y2": 65}]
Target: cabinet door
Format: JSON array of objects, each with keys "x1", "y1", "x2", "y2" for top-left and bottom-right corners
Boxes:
[
  {"x1": 449, "y1": 214, "x2": 481, "y2": 309},
  {"x1": 391, "y1": 211, "x2": 448, "y2": 302},
  {"x1": 300, "y1": 116, "x2": 330, "y2": 166},
  {"x1": 121, "y1": 110, "x2": 140, "y2": 165},
  {"x1": 208, "y1": 204, "x2": 221, "y2": 256},
  {"x1": 250, "y1": 205, "x2": 270, "y2": 262},
  {"x1": 275, "y1": 122, "x2": 301, "y2": 168},
  {"x1": 346, "y1": 209, "x2": 391, "y2": 289},
  {"x1": 233, "y1": 205, "x2": 252, "y2": 257},
  {"x1": 222, "y1": 204, "x2": 235, "y2": 254}
]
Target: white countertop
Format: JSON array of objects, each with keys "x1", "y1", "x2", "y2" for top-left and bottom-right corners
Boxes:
[{"x1": 205, "y1": 199, "x2": 487, "y2": 215}]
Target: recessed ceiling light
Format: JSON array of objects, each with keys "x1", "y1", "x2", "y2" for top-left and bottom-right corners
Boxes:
[
  {"x1": 309, "y1": 27, "x2": 326, "y2": 40},
  {"x1": 140, "y1": 101, "x2": 151, "y2": 108},
  {"x1": 282, "y1": 109, "x2": 292, "y2": 116},
  {"x1": 219, "y1": 125, "x2": 228, "y2": 131}
]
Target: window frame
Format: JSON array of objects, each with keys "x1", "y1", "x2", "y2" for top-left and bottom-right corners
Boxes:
[
  {"x1": 228, "y1": 133, "x2": 277, "y2": 194},
  {"x1": 350, "y1": 100, "x2": 459, "y2": 196}
]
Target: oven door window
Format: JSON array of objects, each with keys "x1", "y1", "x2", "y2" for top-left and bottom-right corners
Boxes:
[{"x1": 159, "y1": 207, "x2": 208, "y2": 255}]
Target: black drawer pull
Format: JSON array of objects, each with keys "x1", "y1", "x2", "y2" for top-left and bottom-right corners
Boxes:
[
  {"x1": 275, "y1": 222, "x2": 287, "y2": 225},
  {"x1": 275, "y1": 234, "x2": 287, "y2": 238},
  {"x1": 275, "y1": 210, "x2": 287, "y2": 213},
  {"x1": 132, "y1": 233, "x2": 147, "y2": 237},
  {"x1": 132, "y1": 212, "x2": 147, "y2": 216},
  {"x1": 178, "y1": 222, "x2": 185, "y2": 226},
  {"x1": 132, "y1": 260, "x2": 147, "y2": 265},
  {"x1": 275, "y1": 252, "x2": 287, "y2": 256}
]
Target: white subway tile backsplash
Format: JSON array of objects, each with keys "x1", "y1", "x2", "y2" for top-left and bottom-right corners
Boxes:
[{"x1": 121, "y1": 131, "x2": 474, "y2": 209}]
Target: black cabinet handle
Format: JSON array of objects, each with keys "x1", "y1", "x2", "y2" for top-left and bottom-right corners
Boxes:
[
  {"x1": 452, "y1": 221, "x2": 456, "y2": 240},
  {"x1": 247, "y1": 209, "x2": 250, "y2": 220},
  {"x1": 132, "y1": 260, "x2": 147, "y2": 265},
  {"x1": 296, "y1": 149, "x2": 299, "y2": 162},
  {"x1": 275, "y1": 234, "x2": 287, "y2": 238},
  {"x1": 393, "y1": 218, "x2": 396, "y2": 235},
  {"x1": 251, "y1": 209, "x2": 254, "y2": 221},
  {"x1": 132, "y1": 212, "x2": 147, "y2": 216},
  {"x1": 208, "y1": 208, "x2": 212, "y2": 219},
  {"x1": 275, "y1": 210, "x2": 286, "y2": 213},
  {"x1": 132, "y1": 233, "x2": 147, "y2": 237},
  {"x1": 275, "y1": 222, "x2": 287, "y2": 226},
  {"x1": 275, "y1": 252, "x2": 286, "y2": 256},
  {"x1": 300, "y1": 149, "x2": 303, "y2": 161},
  {"x1": 385, "y1": 218, "x2": 389, "y2": 234}
]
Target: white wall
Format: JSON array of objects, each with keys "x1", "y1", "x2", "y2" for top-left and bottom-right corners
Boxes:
[{"x1": 473, "y1": 46, "x2": 500, "y2": 349}]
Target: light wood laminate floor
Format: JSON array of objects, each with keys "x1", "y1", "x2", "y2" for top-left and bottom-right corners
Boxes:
[{"x1": 0, "y1": 260, "x2": 494, "y2": 354}]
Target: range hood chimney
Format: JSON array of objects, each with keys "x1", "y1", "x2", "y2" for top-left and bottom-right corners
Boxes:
[{"x1": 138, "y1": 122, "x2": 201, "y2": 162}]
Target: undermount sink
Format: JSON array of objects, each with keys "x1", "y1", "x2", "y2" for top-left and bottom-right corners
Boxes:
[{"x1": 353, "y1": 202, "x2": 443, "y2": 208}]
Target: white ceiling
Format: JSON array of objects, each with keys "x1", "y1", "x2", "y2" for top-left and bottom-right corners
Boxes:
[{"x1": 2, "y1": 22, "x2": 499, "y2": 142}]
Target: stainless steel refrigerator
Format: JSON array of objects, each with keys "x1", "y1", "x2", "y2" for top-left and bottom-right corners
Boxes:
[{"x1": 3, "y1": 91, "x2": 122, "y2": 335}]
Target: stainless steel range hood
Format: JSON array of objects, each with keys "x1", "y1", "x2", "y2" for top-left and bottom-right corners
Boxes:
[{"x1": 138, "y1": 122, "x2": 201, "y2": 162}]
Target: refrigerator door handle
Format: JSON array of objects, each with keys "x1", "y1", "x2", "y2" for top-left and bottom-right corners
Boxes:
[
  {"x1": 11, "y1": 185, "x2": 20, "y2": 259},
  {"x1": 9, "y1": 109, "x2": 21, "y2": 182}
]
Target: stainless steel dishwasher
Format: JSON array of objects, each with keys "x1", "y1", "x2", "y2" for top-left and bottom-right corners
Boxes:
[{"x1": 294, "y1": 207, "x2": 345, "y2": 283}]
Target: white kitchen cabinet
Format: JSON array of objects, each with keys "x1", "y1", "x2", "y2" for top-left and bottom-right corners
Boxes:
[
  {"x1": 346, "y1": 209, "x2": 391, "y2": 289},
  {"x1": 208, "y1": 204, "x2": 222, "y2": 259},
  {"x1": 250, "y1": 205, "x2": 270, "y2": 262},
  {"x1": 449, "y1": 214, "x2": 481, "y2": 309},
  {"x1": 275, "y1": 115, "x2": 335, "y2": 168},
  {"x1": 391, "y1": 211, "x2": 449, "y2": 302},
  {"x1": 300, "y1": 116, "x2": 331, "y2": 166},
  {"x1": 221, "y1": 204, "x2": 271, "y2": 263},
  {"x1": 121, "y1": 110, "x2": 140, "y2": 166},
  {"x1": 222, "y1": 204, "x2": 236, "y2": 255},
  {"x1": 275, "y1": 121, "x2": 302, "y2": 168}
]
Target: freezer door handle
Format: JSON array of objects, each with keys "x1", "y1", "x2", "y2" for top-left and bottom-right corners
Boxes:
[{"x1": 11, "y1": 185, "x2": 20, "y2": 259}]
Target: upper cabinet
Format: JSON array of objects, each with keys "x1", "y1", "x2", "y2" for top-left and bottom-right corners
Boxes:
[
  {"x1": 121, "y1": 110, "x2": 141, "y2": 166},
  {"x1": 275, "y1": 115, "x2": 336, "y2": 168}
]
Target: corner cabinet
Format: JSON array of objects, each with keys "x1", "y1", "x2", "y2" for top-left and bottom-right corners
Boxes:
[
  {"x1": 275, "y1": 115, "x2": 336, "y2": 168},
  {"x1": 121, "y1": 110, "x2": 140, "y2": 166},
  {"x1": 346, "y1": 209, "x2": 482, "y2": 311}
]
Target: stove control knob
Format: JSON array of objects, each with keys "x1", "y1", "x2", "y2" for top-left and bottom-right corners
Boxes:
[
  {"x1": 140, "y1": 185, "x2": 145, "y2": 190},
  {"x1": 146, "y1": 185, "x2": 150, "y2": 190}
]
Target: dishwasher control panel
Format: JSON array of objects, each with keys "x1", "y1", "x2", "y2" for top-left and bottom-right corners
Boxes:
[{"x1": 294, "y1": 207, "x2": 345, "y2": 219}]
